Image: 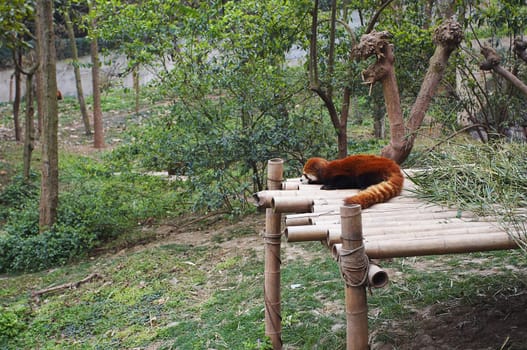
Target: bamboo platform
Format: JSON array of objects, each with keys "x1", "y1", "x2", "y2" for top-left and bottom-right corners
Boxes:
[
  {"x1": 256, "y1": 176, "x2": 521, "y2": 259},
  {"x1": 257, "y1": 158, "x2": 524, "y2": 350}
]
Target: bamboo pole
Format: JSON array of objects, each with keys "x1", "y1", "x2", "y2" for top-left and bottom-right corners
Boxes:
[
  {"x1": 312, "y1": 215, "x2": 495, "y2": 228},
  {"x1": 324, "y1": 221, "x2": 501, "y2": 241},
  {"x1": 364, "y1": 232, "x2": 519, "y2": 259},
  {"x1": 264, "y1": 158, "x2": 284, "y2": 349},
  {"x1": 285, "y1": 216, "x2": 312, "y2": 227},
  {"x1": 282, "y1": 182, "x2": 300, "y2": 190},
  {"x1": 284, "y1": 225, "x2": 328, "y2": 242},
  {"x1": 272, "y1": 197, "x2": 314, "y2": 213},
  {"x1": 339, "y1": 205, "x2": 369, "y2": 350}
]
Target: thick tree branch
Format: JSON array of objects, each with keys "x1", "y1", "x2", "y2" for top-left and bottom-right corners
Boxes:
[
  {"x1": 403, "y1": 20, "x2": 464, "y2": 144},
  {"x1": 353, "y1": 30, "x2": 405, "y2": 157},
  {"x1": 480, "y1": 45, "x2": 527, "y2": 97},
  {"x1": 388, "y1": 19, "x2": 462, "y2": 163},
  {"x1": 513, "y1": 38, "x2": 527, "y2": 63}
]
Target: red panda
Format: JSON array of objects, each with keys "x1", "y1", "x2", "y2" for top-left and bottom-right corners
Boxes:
[
  {"x1": 300, "y1": 155, "x2": 404, "y2": 209},
  {"x1": 57, "y1": 90, "x2": 63, "y2": 100}
]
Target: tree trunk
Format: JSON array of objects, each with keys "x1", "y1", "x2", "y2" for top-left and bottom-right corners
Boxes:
[
  {"x1": 353, "y1": 20, "x2": 463, "y2": 164},
  {"x1": 396, "y1": 20, "x2": 464, "y2": 162},
  {"x1": 18, "y1": 56, "x2": 40, "y2": 181},
  {"x1": 372, "y1": 97, "x2": 385, "y2": 138},
  {"x1": 308, "y1": 0, "x2": 349, "y2": 159},
  {"x1": 23, "y1": 71, "x2": 36, "y2": 180},
  {"x1": 90, "y1": 8, "x2": 105, "y2": 149},
  {"x1": 12, "y1": 49, "x2": 22, "y2": 141},
  {"x1": 64, "y1": 7, "x2": 92, "y2": 135},
  {"x1": 35, "y1": 48, "x2": 45, "y2": 140},
  {"x1": 36, "y1": 0, "x2": 60, "y2": 231},
  {"x1": 133, "y1": 66, "x2": 140, "y2": 114}
]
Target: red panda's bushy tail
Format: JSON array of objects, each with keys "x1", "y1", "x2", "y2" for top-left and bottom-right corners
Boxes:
[{"x1": 343, "y1": 171, "x2": 404, "y2": 209}]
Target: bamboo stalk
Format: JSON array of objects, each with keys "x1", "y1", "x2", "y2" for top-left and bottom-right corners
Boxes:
[
  {"x1": 285, "y1": 210, "x2": 338, "y2": 222},
  {"x1": 282, "y1": 182, "x2": 299, "y2": 190},
  {"x1": 331, "y1": 232, "x2": 520, "y2": 259},
  {"x1": 264, "y1": 158, "x2": 284, "y2": 350}
]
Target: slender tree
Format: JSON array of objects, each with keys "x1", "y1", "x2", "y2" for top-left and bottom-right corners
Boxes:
[
  {"x1": 16, "y1": 54, "x2": 39, "y2": 180},
  {"x1": 63, "y1": 4, "x2": 92, "y2": 135},
  {"x1": 12, "y1": 49, "x2": 22, "y2": 141},
  {"x1": 309, "y1": 0, "x2": 351, "y2": 159},
  {"x1": 36, "y1": 0, "x2": 60, "y2": 230},
  {"x1": 89, "y1": 0, "x2": 104, "y2": 148}
]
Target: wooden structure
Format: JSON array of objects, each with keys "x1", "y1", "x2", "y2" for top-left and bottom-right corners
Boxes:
[{"x1": 257, "y1": 158, "x2": 522, "y2": 350}]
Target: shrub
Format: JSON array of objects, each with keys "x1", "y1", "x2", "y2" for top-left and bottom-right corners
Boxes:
[
  {"x1": 0, "y1": 174, "x2": 38, "y2": 222},
  {"x1": 0, "y1": 225, "x2": 94, "y2": 272},
  {"x1": 0, "y1": 157, "x2": 185, "y2": 272},
  {"x1": 0, "y1": 305, "x2": 27, "y2": 345}
]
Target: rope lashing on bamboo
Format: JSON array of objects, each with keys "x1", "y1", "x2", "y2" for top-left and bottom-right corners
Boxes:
[
  {"x1": 263, "y1": 233, "x2": 283, "y2": 243},
  {"x1": 339, "y1": 240, "x2": 370, "y2": 287}
]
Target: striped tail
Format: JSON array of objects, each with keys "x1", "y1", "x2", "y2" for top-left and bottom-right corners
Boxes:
[{"x1": 343, "y1": 172, "x2": 404, "y2": 209}]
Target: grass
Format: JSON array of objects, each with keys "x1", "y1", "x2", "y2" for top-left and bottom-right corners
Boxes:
[{"x1": 2, "y1": 233, "x2": 526, "y2": 349}]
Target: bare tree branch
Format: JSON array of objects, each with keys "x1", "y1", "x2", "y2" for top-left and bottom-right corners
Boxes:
[{"x1": 480, "y1": 45, "x2": 527, "y2": 97}]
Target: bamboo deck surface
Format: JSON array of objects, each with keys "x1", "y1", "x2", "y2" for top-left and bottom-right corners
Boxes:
[{"x1": 255, "y1": 176, "x2": 522, "y2": 259}]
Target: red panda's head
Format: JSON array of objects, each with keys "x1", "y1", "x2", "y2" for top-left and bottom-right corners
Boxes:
[{"x1": 300, "y1": 157, "x2": 328, "y2": 184}]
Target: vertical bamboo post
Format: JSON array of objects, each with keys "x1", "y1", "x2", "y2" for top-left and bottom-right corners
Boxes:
[
  {"x1": 340, "y1": 205, "x2": 369, "y2": 350},
  {"x1": 264, "y1": 158, "x2": 284, "y2": 349}
]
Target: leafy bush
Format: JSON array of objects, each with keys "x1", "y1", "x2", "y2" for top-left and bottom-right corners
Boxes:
[
  {"x1": 0, "y1": 174, "x2": 38, "y2": 222},
  {"x1": 0, "y1": 157, "x2": 186, "y2": 272},
  {"x1": 0, "y1": 305, "x2": 27, "y2": 345},
  {"x1": 0, "y1": 225, "x2": 94, "y2": 272},
  {"x1": 108, "y1": 100, "x2": 336, "y2": 213}
]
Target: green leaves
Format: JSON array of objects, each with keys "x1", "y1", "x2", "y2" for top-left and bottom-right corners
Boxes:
[{"x1": 0, "y1": 0, "x2": 34, "y2": 49}]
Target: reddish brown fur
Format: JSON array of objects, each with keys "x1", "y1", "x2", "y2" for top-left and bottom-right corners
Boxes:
[
  {"x1": 302, "y1": 155, "x2": 404, "y2": 209},
  {"x1": 57, "y1": 90, "x2": 62, "y2": 100}
]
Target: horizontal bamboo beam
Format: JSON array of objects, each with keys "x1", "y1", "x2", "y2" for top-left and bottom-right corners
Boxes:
[
  {"x1": 330, "y1": 232, "x2": 520, "y2": 259},
  {"x1": 309, "y1": 213, "x2": 477, "y2": 227},
  {"x1": 285, "y1": 225, "x2": 328, "y2": 242},
  {"x1": 321, "y1": 221, "x2": 499, "y2": 238},
  {"x1": 271, "y1": 197, "x2": 313, "y2": 213}
]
